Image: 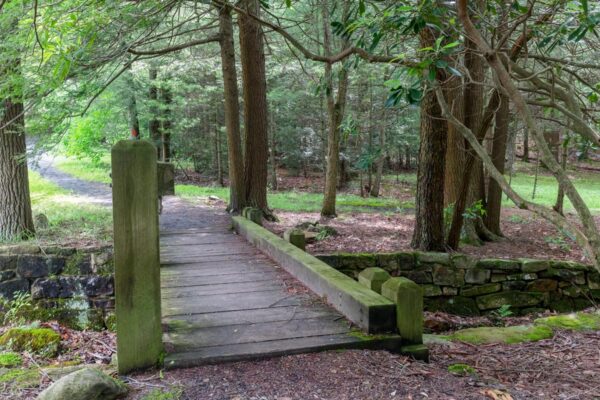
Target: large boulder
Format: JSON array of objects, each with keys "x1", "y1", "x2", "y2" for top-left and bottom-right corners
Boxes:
[{"x1": 37, "y1": 368, "x2": 127, "y2": 400}]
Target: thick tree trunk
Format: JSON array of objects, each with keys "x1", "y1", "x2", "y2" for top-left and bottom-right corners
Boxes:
[
  {"x1": 411, "y1": 27, "x2": 447, "y2": 251},
  {"x1": 239, "y1": 0, "x2": 271, "y2": 215},
  {"x1": 443, "y1": 76, "x2": 465, "y2": 206},
  {"x1": 486, "y1": 94, "x2": 510, "y2": 235},
  {"x1": 148, "y1": 67, "x2": 161, "y2": 158},
  {"x1": 0, "y1": 97, "x2": 35, "y2": 240},
  {"x1": 218, "y1": 5, "x2": 245, "y2": 212}
]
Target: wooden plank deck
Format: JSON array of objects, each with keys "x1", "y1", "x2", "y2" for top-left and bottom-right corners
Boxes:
[{"x1": 160, "y1": 211, "x2": 399, "y2": 369}]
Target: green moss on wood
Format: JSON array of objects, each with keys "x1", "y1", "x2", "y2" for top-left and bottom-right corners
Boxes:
[
  {"x1": 0, "y1": 327, "x2": 61, "y2": 357},
  {"x1": 535, "y1": 312, "x2": 600, "y2": 331},
  {"x1": 450, "y1": 325, "x2": 553, "y2": 345}
]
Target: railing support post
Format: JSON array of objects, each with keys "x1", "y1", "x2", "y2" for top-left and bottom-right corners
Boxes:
[{"x1": 112, "y1": 140, "x2": 162, "y2": 373}]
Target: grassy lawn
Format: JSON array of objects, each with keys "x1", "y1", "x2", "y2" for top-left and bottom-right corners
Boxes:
[
  {"x1": 21, "y1": 171, "x2": 113, "y2": 245},
  {"x1": 55, "y1": 156, "x2": 112, "y2": 184},
  {"x1": 177, "y1": 185, "x2": 411, "y2": 213},
  {"x1": 54, "y1": 155, "x2": 600, "y2": 214}
]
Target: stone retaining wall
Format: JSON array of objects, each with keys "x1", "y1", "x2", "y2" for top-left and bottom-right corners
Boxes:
[
  {"x1": 316, "y1": 252, "x2": 598, "y2": 315},
  {"x1": 0, "y1": 244, "x2": 114, "y2": 329}
]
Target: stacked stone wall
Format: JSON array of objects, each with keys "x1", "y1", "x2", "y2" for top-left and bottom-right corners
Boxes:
[
  {"x1": 0, "y1": 244, "x2": 114, "y2": 329},
  {"x1": 317, "y1": 252, "x2": 598, "y2": 315}
]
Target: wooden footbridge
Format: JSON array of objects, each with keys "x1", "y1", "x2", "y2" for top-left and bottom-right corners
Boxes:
[
  {"x1": 111, "y1": 140, "x2": 419, "y2": 374},
  {"x1": 159, "y1": 213, "x2": 375, "y2": 369}
]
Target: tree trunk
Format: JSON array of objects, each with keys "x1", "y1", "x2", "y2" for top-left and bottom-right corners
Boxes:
[
  {"x1": 148, "y1": 67, "x2": 161, "y2": 158},
  {"x1": 486, "y1": 94, "x2": 510, "y2": 235},
  {"x1": 269, "y1": 111, "x2": 278, "y2": 190},
  {"x1": 443, "y1": 76, "x2": 465, "y2": 206},
  {"x1": 370, "y1": 111, "x2": 386, "y2": 197},
  {"x1": 218, "y1": 5, "x2": 245, "y2": 212},
  {"x1": 0, "y1": 95, "x2": 35, "y2": 240},
  {"x1": 321, "y1": 0, "x2": 349, "y2": 217},
  {"x1": 215, "y1": 109, "x2": 224, "y2": 187},
  {"x1": 554, "y1": 135, "x2": 568, "y2": 215},
  {"x1": 523, "y1": 129, "x2": 530, "y2": 162},
  {"x1": 239, "y1": 0, "x2": 271, "y2": 216},
  {"x1": 160, "y1": 85, "x2": 172, "y2": 161},
  {"x1": 411, "y1": 27, "x2": 447, "y2": 251},
  {"x1": 126, "y1": 67, "x2": 140, "y2": 140}
]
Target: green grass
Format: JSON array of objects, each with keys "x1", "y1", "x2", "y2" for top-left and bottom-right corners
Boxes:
[
  {"x1": 503, "y1": 169, "x2": 600, "y2": 213},
  {"x1": 177, "y1": 184, "x2": 411, "y2": 213},
  {"x1": 24, "y1": 172, "x2": 112, "y2": 245},
  {"x1": 53, "y1": 154, "x2": 600, "y2": 214},
  {"x1": 54, "y1": 156, "x2": 112, "y2": 184}
]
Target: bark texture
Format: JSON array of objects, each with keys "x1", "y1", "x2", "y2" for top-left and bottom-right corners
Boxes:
[
  {"x1": 0, "y1": 97, "x2": 35, "y2": 240},
  {"x1": 219, "y1": 5, "x2": 245, "y2": 211},
  {"x1": 411, "y1": 27, "x2": 447, "y2": 251},
  {"x1": 239, "y1": 0, "x2": 270, "y2": 213}
]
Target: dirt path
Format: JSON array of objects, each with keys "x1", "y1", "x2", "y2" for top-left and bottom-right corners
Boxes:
[
  {"x1": 32, "y1": 152, "x2": 113, "y2": 206},
  {"x1": 30, "y1": 152, "x2": 218, "y2": 231}
]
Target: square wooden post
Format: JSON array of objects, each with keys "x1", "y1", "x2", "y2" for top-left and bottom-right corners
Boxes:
[{"x1": 112, "y1": 140, "x2": 162, "y2": 373}]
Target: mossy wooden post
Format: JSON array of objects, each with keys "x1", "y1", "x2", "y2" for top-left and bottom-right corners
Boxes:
[
  {"x1": 381, "y1": 277, "x2": 424, "y2": 344},
  {"x1": 112, "y1": 140, "x2": 162, "y2": 373}
]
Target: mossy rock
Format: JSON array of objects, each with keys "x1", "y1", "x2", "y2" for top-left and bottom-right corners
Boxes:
[
  {"x1": 0, "y1": 367, "x2": 40, "y2": 388},
  {"x1": 447, "y1": 363, "x2": 476, "y2": 376},
  {"x1": 0, "y1": 327, "x2": 61, "y2": 357},
  {"x1": 425, "y1": 296, "x2": 480, "y2": 316},
  {"x1": 0, "y1": 352, "x2": 22, "y2": 368},
  {"x1": 535, "y1": 312, "x2": 600, "y2": 332},
  {"x1": 450, "y1": 325, "x2": 553, "y2": 345}
]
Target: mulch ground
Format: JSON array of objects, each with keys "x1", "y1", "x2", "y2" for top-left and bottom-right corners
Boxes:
[
  {"x1": 6, "y1": 313, "x2": 599, "y2": 399},
  {"x1": 125, "y1": 328, "x2": 600, "y2": 399},
  {"x1": 264, "y1": 208, "x2": 593, "y2": 264}
]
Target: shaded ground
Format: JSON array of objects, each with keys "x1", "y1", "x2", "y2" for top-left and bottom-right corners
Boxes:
[
  {"x1": 125, "y1": 328, "x2": 599, "y2": 399},
  {"x1": 264, "y1": 208, "x2": 593, "y2": 263}
]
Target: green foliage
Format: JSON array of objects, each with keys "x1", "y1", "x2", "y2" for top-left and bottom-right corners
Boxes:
[
  {"x1": 544, "y1": 235, "x2": 572, "y2": 251},
  {"x1": 447, "y1": 363, "x2": 476, "y2": 376},
  {"x1": 462, "y1": 200, "x2": 487, "y2": 221},
  {"x1": 0, "y1": 292, "x2": 35, "y2": 326},
  {"x1": 0, "y1": 352, "x2": 23, "y2": 368},
  {"x1": 496, "y1": 304, "x2": 514, "y2": 318}
]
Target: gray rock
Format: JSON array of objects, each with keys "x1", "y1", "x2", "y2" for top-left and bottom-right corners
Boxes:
[
  {"x1": 82, "y1": 276, "x2": 114, "y2": 297},
  {"x1": 0, "y1": 255, "x2": 17, "y2": 271},
  {"x1": 36, "y1": 368, "x2": 127, "y2": 400},
  {"x1": 432, "y1": 265, "x2": 465, "y2": 287},
  {"x1": 0, "y1": 278, "x2": 29, "y2": 299},
  {"x1": 0, "y1": 270, "x2": 15, "y2": 282},
  {"x1": 32, "y1": 277, "x2": 79, "y2": 299},
  {"x1": 464, "y1": 269, "x2": 490, "y2": 284},
  {"x1": 17, "y1": 255, "x2": 48, "y2": 278},
  {"x1": 34, "y1": 214, "x2": 50, "y2": 229}
]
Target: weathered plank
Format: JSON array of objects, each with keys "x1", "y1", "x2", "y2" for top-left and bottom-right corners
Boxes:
[
  {"x1": 161, "y1": 253, "x2": 271, "y2": 265},
  {"x1": 164, "y1": 316, "x2": 353, "y2": 350},
  {"x1": 161, "y1": 280, "x2": 282, "y2": 299},
  {"x1": 163, "y1": 334, "x2": 363, "y2": 369},
  {"x1": 162, "y1": 291, "x2": 303, "y2": 317},
  {"x1": 163, "y1": 305, "x2": 336, "y2": 330},
  {"x1": 161, "y1": 270, "x2": 281, "y2": 288}
]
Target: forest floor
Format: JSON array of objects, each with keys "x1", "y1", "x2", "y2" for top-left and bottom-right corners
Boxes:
[{"x1": 4, "y1": 310, "x2": 600, "y2": 399}]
